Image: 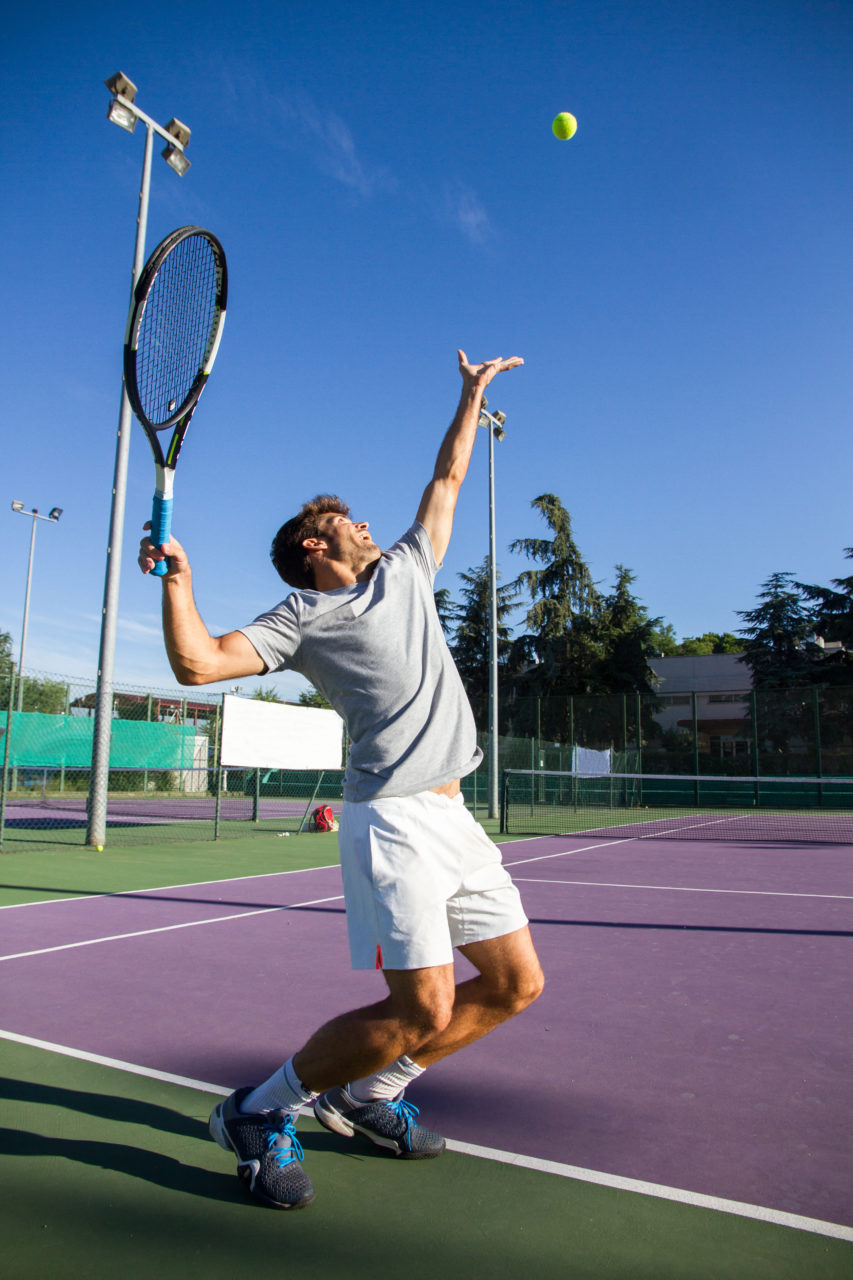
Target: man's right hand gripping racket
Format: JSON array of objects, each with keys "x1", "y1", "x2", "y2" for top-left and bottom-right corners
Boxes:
[{"x1": 124, "y1": 225, "x2": 228, "y2": 575}]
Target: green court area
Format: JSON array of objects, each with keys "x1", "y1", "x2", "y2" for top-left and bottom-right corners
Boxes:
[
  {"x1": 2, "y1": 1037, "x2": 850, "y2": 1280},
  {"x1": 0, "y1": 823, "x2": 504, "y2": 906}
]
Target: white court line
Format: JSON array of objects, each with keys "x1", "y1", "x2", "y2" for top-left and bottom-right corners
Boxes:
[
  {"x1": 1, "y1": 1028, "x2": 850, "y2": 1244},
  {"x1": 513, "y1": 878, "x2": 853, "y2": 902},
  {"x1": 0, "y1": 862, "x2": 342, "y2": 912},
  {"x1": 504, "y1": 838, "x2": 634, "y2": 867},
  {"x1": 0, "y1": 893, "x2": 345, "y2": 963}
]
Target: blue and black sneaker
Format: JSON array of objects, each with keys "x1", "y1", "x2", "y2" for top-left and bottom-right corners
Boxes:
[
  {"x1": 314, "y1": 1086, "x2": 445, "y2": 1159},
  {"x1": 209, "y1": 1087, "x2": 315, "y2": 1209}
]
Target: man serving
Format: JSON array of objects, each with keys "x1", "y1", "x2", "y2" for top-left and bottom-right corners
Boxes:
[{"x1": 139, "y1": 349, "x2": 544, "y2": 1210}]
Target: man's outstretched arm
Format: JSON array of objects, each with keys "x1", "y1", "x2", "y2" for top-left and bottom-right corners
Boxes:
[
  {"x1": 417, "y1": 349, "x2": 523, "y2": 565},
  {"x1": 138, "y1": 527, "x2": 265, "y2": 685}
]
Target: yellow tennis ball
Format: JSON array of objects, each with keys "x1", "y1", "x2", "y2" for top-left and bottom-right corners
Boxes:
[
  {"x1": 552, "y1": 111, "x2": 577, "y2": 140},
  {"x1": 96, "y1": 845, "x2": 103, "y2": 852}
]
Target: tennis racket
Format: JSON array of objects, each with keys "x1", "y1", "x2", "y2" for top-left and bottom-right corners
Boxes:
[{"x1": 124, "y1": 225, "x2": 228, "y2": 576}]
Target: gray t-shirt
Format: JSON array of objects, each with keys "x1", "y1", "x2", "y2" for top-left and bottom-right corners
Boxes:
[{"x1": 239, "y1": 522, "x2": 482, "y2": 802}]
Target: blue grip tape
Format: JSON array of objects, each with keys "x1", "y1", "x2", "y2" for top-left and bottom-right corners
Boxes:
[{"x1": 150, "y1": 495, "x2": 173, "y2": 578}]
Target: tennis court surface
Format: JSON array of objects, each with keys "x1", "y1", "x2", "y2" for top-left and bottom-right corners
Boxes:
[{"x1": 1, "y1": 826, "x2": 851, "y2": 1278}]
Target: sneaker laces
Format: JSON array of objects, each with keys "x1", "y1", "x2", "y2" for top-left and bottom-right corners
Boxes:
[
  {"x1": 265, "y1": 1113, "x2": 305, "y2": 1168},
  {"x1": 385, "y1": 1097, "x2": 419, "y2": 1140}
]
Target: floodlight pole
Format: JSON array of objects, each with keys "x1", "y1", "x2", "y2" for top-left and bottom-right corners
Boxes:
[
  {"x1": 479, "y1": 402, "x2": 507, "y2": 819},
  {"x1": 9, "y1": 503, "x2": 62, "y2": 789},
  {"x1": 87, "y1": 76, "x2": 191, "y2": 848}
]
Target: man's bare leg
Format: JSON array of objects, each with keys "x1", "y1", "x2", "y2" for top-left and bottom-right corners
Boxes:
[
  {"x1": 293, "y1": 925, "x2": 543, "y2": 1090},
  {"x1": 408, "y1": 925, "x2": 544, "y2": 1067}
]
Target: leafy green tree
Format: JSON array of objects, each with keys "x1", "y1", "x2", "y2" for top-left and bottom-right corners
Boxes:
[
  {"x1": 0, "y1": 634, "x2": 68, "y2": 713},
  {"x1": 596, "y1": 565, "x2": 663, "y2": 693},
  {"x1": 737, "y1": 572, "x2": 820, "y2": 688},
  {"x1": 433, "y1": 587, "x2": 454, "y2": 639},
  {"x1": 509, "y1": 496, "x2": 663, "y2": 744},
  {"x1": 676, "y1": 632, "x2": 743, "y2": 656},
  {"x1": 252, "y1": 687, "x2": 283, "y2": 702},
  {"x1": 0, "y1": 632, "x2": 13, "y2": 708},
  {"x1": 446, "y1": 559, "x2": 518, "y2": 718},
  {"x1": 798, "y1": 548, "x2": 853, "y2": 683},
  {"x1": 509, "y1": 495, "x2": 604, "y2": 709},
  {"x1": 18, "y1": 676, "x2": 69, "y2": 714},
  {"x1": 649, "y1": 622, "x2": 679, "y2": 656},
  {"x1": 298, "y1": 686, "x2": 332, "y2": 709}
]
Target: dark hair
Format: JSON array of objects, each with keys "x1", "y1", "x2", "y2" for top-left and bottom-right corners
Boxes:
[{"x1": 270, "y1": 494, "x2": 350, "y2": 589}]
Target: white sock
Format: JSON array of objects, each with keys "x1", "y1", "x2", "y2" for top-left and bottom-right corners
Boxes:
[
  {"x1": 348, "y1": 1055, "x2": 425, "y2": 1103},
  {"x1": 240, "y1": 1057, "x2": 318, "y2": 1116}
]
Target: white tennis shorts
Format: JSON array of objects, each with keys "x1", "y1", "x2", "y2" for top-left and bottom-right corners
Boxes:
[{"x1": 338, "y1": 790, "x2": 528, "y2": 970}]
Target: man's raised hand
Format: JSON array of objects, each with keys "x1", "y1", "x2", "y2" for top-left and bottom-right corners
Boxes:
[{"x1": 457, "y1": 349, "x2": 524, "y2": 392}]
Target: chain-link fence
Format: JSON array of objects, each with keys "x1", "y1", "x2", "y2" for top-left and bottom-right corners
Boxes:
[
  {"x1": 2, "y1": 668, "x2": 851, "y2": 852},
  {"x1": 484, "y1": 687, "x2": 853, "y2": 779}
]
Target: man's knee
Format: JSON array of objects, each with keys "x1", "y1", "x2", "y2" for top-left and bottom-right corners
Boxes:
[
  {"x1": 385, "y1": 970, "x2": 456, "y2": 1043},
  {"x1": 498, "y1": 961, "x2": 545, "y2": 1015}
]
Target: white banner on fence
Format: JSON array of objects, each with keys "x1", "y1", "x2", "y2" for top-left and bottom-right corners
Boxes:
[
  {"x1": 572, "y1": 746, "x2": 611, "y2": 775},
  {"x1": 219, "y1": 695, "x2": 344, "y2": 770}
]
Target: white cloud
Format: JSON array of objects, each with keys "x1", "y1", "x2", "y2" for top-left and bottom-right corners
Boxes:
[{"x1": 443, "y1": 182, "x2": 495, "y2": 246}]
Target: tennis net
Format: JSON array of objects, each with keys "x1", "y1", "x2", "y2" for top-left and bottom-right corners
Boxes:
[{"x1": 501, "y1": 770, "x2": 853, "y2": 843}]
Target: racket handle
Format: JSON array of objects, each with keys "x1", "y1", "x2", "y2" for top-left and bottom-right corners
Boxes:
[{"x1": 150, "y1": 494, "x2": 173, "y2": 578}]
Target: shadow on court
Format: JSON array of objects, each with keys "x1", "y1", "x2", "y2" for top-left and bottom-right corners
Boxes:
[
  {"x1": 527, "y1": 915, "x2": 853, "y2": 938},
  {"x1": 0, "y1": 1125, "x2": 241, "y2": 1206},
  {"x1": 0, "y1": 1077, "x2": 207, "y2": 1141}
]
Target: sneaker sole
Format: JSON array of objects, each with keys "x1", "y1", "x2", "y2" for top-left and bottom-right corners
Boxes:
[{"x1": 313, "y1": 1096, "x2": 444, "y2": 1160}]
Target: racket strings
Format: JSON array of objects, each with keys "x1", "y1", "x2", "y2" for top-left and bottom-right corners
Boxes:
[{"x1": 135, "y1": 235, "x2": 220, "y2": 427}]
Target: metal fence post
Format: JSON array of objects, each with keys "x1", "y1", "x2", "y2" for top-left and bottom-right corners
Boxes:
[{"x1": 0, "y1": 672, "x2": 16, "y2": 852}]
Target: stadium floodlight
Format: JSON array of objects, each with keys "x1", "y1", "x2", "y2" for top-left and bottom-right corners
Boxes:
[
  {"x1": 11, "y1": 500, "x2": 24, "y2": 512},
  {"x1": 105, "y1": 71, "x2": 138, "y2": 102},
  {"x1": 162, "y1": 117, "x2": 192, "y2": 175},
  {"x1": 48, "y1": 508, "x2": 62, "y2": 521},
  {"x1": 105, "y1": 73, "x2": 139, "y2": 132},
  {"x1": 477, "y1": 402, "x2": 509, "y2": 818},
  {"x1": 104, "y1": 73, "x2": 191, "y2": 173},
  {"x1": 88, "y1": 73, "x2": 195, "y2": 849}
]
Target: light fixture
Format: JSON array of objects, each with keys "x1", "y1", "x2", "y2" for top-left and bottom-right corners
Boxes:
[
  {"x1": 11, "y1": 500, "x2": 24, "y2": 512},
  {"x1": 107, "y1": 98, "x2": 137, "y2": 132},
  {"x1": 162, "y1": 144, "x2": 191, "y2": 176},
  {"x1": 162, "y1": 117, "x2": 191, "y2": 175},
  {"x1": 105, "y1": 71, "x2": 138, "y2": 101},
  {"x1": 164, "y1": 117, "x2": 191, "y2": 146},
  {"x1": 105, "y1": 72, "x2": 139, "y2": 133},
  {"x1": 49, "y1": 508, "x2": 63, "y2": 521}
]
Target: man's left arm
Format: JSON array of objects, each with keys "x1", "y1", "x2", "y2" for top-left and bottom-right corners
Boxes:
[{"x1": 416, "y1": 349, "x2": 523, "y2": 565}]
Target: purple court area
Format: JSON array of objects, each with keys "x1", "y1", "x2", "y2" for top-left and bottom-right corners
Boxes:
[
  {"x1": 3, "y1": 796, "x2": 340, "y2": 827},
  {"x1": 1, "y1": 836, "x2": 851, "y2": 1229}
]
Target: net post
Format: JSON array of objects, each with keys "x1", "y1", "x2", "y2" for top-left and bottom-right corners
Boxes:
[
  {"x1": 298, "y1": 771, "x2": 325, "y2": 832},
  {"x1": 252, "y1": 768, "x2": 260, "y2": 823},
  {"x1": 213, "y1": 693, "x2": 225, "y2": 839},
  {"x1": 500, "y1": 769, "x2": 508, "y2": 834},
  {"x1": 751, "y1": 692, "x2": 760, "y2": 802}
]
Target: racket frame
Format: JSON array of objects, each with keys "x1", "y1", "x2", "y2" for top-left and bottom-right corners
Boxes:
[{"x1": 123, "y1": 225, "x2": 227, "y2": 576}]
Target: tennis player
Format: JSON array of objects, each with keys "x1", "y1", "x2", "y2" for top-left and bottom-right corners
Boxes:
[{"x1": 139, "y1": 349, "x2": 544, "y2": 1210}]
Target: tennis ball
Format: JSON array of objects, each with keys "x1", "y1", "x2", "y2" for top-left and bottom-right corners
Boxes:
[
  {"x1": 552, "y1": 111, "x2": 577, "y2": 140},
  {"x1": 96, "y1": 845, "x2": 103, "y2": 852}
]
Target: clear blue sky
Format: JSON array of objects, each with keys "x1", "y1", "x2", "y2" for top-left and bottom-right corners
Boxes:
[{"x1": 2, "y1": 0, "x2": 851, "y2": 702}]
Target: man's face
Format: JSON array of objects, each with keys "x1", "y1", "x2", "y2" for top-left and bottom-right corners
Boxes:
[{"x1": 312, "y1": 512, "x2": 379, "y2": 568}]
